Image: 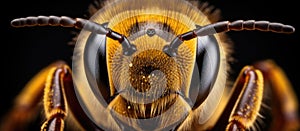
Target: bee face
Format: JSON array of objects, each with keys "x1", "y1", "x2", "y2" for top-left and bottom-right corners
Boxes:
[{"x1": 72, "y1": 0, "x2": 226, "y2": 130}]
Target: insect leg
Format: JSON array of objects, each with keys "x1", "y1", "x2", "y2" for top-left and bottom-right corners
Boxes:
[
  {"x1": 253, "y1": 60, "x2": 299, "y2": 131},
  {"x1": 211, "y1": 66, "x2": 264, "y2": 131},
  {"x1": 0, "y1": 61, "x2": 68, "y2": 131},
  {"x1": 39, "y1": 61, "x2": 73, "y2": 131},
  {"x1": 38, "y1": 61, "x2": 98, "y2": 131}
]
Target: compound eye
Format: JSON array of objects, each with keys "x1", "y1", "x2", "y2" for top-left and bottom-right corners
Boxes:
[
  {"x1": 189, "y1": 35, "x2": 221, "y2": 109},
  {"x1": 179, "y1": 33, "x2": 227, "y2": 125},
  {"x1": 72, "y1": 25, "x2": 122, "y2": 130},
  {"x1": 83, "y1": 32, "x2": 111, "y2": 103}
]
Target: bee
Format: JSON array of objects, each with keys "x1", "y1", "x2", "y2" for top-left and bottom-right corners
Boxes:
[{"x1": 1, "y1": 0, "x2": 299, "y2": 130}]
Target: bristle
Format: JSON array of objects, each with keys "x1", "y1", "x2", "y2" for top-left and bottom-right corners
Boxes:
[
  {"x1": 188, "y1": 0, "x2": 222, "y2": 23},
  {"x1": 88, "y1": 0, "x2": 108, "y2": 17}
]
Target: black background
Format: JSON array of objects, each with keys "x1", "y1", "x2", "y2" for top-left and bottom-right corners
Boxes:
[{"x1": 1, "y1": 0, "x2": 299, "y2": 128}]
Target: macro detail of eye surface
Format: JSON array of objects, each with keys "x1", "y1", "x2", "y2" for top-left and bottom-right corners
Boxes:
[{"x1": 2, "y1": 0, "x2": 299, "y2": 131}]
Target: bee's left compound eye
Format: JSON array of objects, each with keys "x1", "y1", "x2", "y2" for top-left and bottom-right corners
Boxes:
[{"x1": 189, "y1": 34, "x2": 222, "y2": 109}]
